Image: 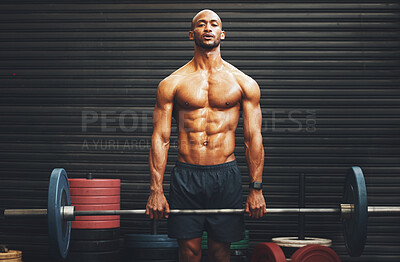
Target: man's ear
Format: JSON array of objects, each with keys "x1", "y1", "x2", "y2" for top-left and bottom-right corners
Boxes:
[
  {"x1": 221, "y1": 31, "x2": 225, "y2": 40},
  {"x1": 189, "y1": 31, "x2": 194, "y2": 40}
]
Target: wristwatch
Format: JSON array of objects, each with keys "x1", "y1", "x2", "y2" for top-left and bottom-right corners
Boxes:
[{"x1": 249, "y1": 181, "x2": 263, "y2": 190}]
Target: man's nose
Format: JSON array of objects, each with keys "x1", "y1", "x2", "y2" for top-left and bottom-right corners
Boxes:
[{"x1": 204, "y1": 23, "x2": 212, "y2": 31}]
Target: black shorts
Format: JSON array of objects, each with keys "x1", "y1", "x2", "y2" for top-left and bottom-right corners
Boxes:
[{"x1": 168, "y1": 160, "x2": 245, "y2": 243}]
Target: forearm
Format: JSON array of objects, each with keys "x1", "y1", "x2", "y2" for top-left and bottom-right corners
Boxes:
[
  {"x1": 149, "y1": 135, "x2": 170, "y2": 193},
  {"x1": 245, "y1": 132, "x2": 264, "y2": 183}
]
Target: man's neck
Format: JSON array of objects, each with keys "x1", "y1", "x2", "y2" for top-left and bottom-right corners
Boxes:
[{"x1": 193, "y1": 45, "x2": 223, "y2": 72}]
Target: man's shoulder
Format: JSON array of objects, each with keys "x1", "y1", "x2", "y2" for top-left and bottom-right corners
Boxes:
[
  {"x1": 223, "y1": 61, "x2": 259, "y2": 93},
  {"x1": 159, "y1": 62, "x2": 192, "y2": 89}
]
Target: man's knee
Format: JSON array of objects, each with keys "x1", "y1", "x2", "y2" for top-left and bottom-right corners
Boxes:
[
  {"x1": 178, "y1": 238, "x2": 202, "y2": 261},
  {"x1": 207, "y1": 238, "x2": 230, "y2": 262}
]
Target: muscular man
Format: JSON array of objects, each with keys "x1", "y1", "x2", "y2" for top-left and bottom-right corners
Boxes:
[{"x1": 146, "y1": 9, "x2": 266, "y2": 262}]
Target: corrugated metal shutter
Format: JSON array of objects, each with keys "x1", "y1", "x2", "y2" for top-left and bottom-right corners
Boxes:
[{"x1": 0, "y1": 1, "x2": 399, "y2": 261}]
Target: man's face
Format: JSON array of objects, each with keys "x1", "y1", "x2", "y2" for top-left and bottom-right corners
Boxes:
[{"x1": 190, "y1": 11, "x2": 225, "y2": 50}]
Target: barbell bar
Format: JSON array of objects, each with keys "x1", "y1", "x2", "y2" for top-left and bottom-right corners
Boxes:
[
  {"x1": 4, "y1": 206, "x2": 399, "y2": 218},
  {"x1": 1, "y1": 166, "x2": 400, "y2": 259}
]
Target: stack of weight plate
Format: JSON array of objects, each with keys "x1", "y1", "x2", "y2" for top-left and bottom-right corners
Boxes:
[
  {"x1": 67, "y1": 177, "x2": 121, "y2": 262},
  {"x1": 0, "y1": 250, "x2": 22, "y2": 262},
  {"x1": 124, "y1": 234, "x2": 179, "y2": 262},
  {"x1": 201, "y1": 230, "x2": 249, "y2": 262},
  {"x1": 272, "y1": 236, "x2": 332, "y2": 260}
]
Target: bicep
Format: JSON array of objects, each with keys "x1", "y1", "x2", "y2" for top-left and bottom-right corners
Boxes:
[
  {"x1": 152, "y1": 82, "x2": 175, "y2": 140},
  {"x1": 152, "y1": 103, "x2": 173, "y2": 141},
  {"x1": 242, "y1": 81, "x2": 262, "y2": 139},
  {"x1": 243, "y1": 99, "x2": 262, "y2": 139}
]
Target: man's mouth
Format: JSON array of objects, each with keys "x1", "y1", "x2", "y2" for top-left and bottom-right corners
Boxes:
[{"x1": 203, "y1": 34, "x2": 214, "y2": 40}]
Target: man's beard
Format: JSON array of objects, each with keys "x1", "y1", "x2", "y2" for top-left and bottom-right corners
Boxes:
[{"x1": 194, "y1": 35, "x2": 221, "y2": 50}]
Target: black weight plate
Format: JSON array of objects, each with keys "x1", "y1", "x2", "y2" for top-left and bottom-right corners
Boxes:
[
  {"x1": 48, "y1": 168, "x2": 71, "y2": 260},
  {"x1": 127, "y1": 248, "x2": 179, "y2": 260},
  {"x1": 126, "y1": 240, "x2": 179, "y2": 248},
  {"x1": 71, "y1": 228, "x2": 120, "y2": 240},
  {"x1": 67, "y1": 250, "x2": 120, "y2": 262},
  {"x1": 125, "y1": 234, "x2": 175, "y2": 242},
  {"x1": 69, "y1": 239, "x2": 120, "y2": 252},
  {"x1": 343, "y1": 166, "x2": 368, "y2": 257}
]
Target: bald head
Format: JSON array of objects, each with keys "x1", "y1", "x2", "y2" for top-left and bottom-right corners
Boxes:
[{"x1": 191, "y1": 9, "x2": 222, "y2": 31}]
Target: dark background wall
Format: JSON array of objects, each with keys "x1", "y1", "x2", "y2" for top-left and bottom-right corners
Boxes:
[{"x1": 0, "y1": 1, "x2": 399, "y2": 261}]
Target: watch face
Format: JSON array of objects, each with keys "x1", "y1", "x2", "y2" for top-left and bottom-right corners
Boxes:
[{"x1": 251, "y1": 182, "x2": 262, "y2": 189}]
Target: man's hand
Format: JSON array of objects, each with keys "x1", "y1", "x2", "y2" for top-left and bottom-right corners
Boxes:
[
  {"x1": 145, "y1": 191, "x2": 170, "y2": 220},
  {"x1": 245, "y1": 190, "x2": 267, "y2": 218}
]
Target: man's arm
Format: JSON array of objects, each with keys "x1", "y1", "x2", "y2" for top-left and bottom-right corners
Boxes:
[
  {"x1": 146, "y1": 78, "x2": 175, "y2": 220},
  {"x1": 242, "y1": 78, "x2": 266, "y2": 218}
]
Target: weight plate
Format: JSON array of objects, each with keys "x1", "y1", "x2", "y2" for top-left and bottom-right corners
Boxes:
[
  {"x1": 69, "y1": 239, "x2": 120, "y2": 252},
  {"x1": 73, "y1": 203, "x2": 120, "y2": 211},
  {"x1": 126, "y1": 240, "x2": 179, "y2": 248},
  {"x1": 75, "y1": 215, "x2": 120, "y2": 221},
  {"x1": 272, "y1": 237, "x2": 332, "y2": 247},
  {"x1": 71, "y1": 195, "x2": 120, "y2": 204},
  {"x1": 48, "y1": 168, "x2": 71, "y2": 260},
  {"x1": 0, "y1": 250, "x2": 22, "y2": 259},
  {"x1": 291, "y1": 244, "x2": 341, "y2": 262},
  {"x1": 250, "y1": 242, "x2": 286, "y2": 262},
  {"x1": 71, "y1": 228, "x2": 120, "y2": 240},
  {"x1": 124, "y1": 234, "x2": 175, "y2": 242},
  {"x1": 72, "y1": 220, "x2": 120, "y2": 229},
  {"x1": 67, "y1": 250, "x2": 119, "y2": 262},
  {"x1": 343, "y1": 166, "x2": 368, "y2": 257},
  {"x1": 70, "y1": 187, "x2": 120, "y2": 196},
  {"x1": 69, "y1": 179, "x2": 120, "y2": 188}
]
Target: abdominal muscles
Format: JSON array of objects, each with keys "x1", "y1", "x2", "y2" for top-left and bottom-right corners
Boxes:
[{"x1": 176, "y1": 108, "x2": 239, "y2": 165}]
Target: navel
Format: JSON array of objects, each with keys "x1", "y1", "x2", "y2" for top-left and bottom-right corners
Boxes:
[
  {"x1": 203, "y1": 141, "x2": 208, "y2": 146},
  {"x1": 185, "y1": 102, "x2": 189, "y2": 106},
  {"x1": 225, "y1": 102, "x2": 230, "y2": 106}
]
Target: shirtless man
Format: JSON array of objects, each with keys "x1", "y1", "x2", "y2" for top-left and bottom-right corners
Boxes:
[{"x1": 146, "y1": 9, "x2": 266, "y2": 262}]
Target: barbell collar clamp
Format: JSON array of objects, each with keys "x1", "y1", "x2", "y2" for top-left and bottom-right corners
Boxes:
[
  {"x1": 62, "y1": 206, "x2": 75, "y2": 221},
  {"x1": 340, "y1": 204, "x2": 354, "y2": 219}
]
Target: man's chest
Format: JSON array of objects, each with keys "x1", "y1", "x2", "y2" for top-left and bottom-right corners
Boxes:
[{"x1": 174, "y1": 73, "x2": 243, "y2": 109}]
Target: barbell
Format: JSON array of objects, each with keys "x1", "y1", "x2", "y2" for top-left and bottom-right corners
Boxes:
[{"x1": 1, "y1": 166, "x2": 400, "y2": 260}]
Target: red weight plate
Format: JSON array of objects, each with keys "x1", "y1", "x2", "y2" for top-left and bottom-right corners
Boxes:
[
  {"x1": 291, "y1": 245, "x2": 341, "y2": 262},
  {"x1": 73, "y1": 203, "x2": 120, "y2": 211},
  {"x1": 71, "y1": 195, "x2": 120, "y2": 204},
  {"x1": 70, "y1": 187, "x2": 120, "y2": 196},
  {"x1": 75, "y1": 215, "x2": 120, "y2": 221},
  {"x1": 69, "y1": 178, "x2": 120, "y2": 188},
  {"x1": 250, "y1": 242, "x2": 286, "y2": 262},
  {"x1": 71, "y1": 220, "x2": 120, "y2": 229}
]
